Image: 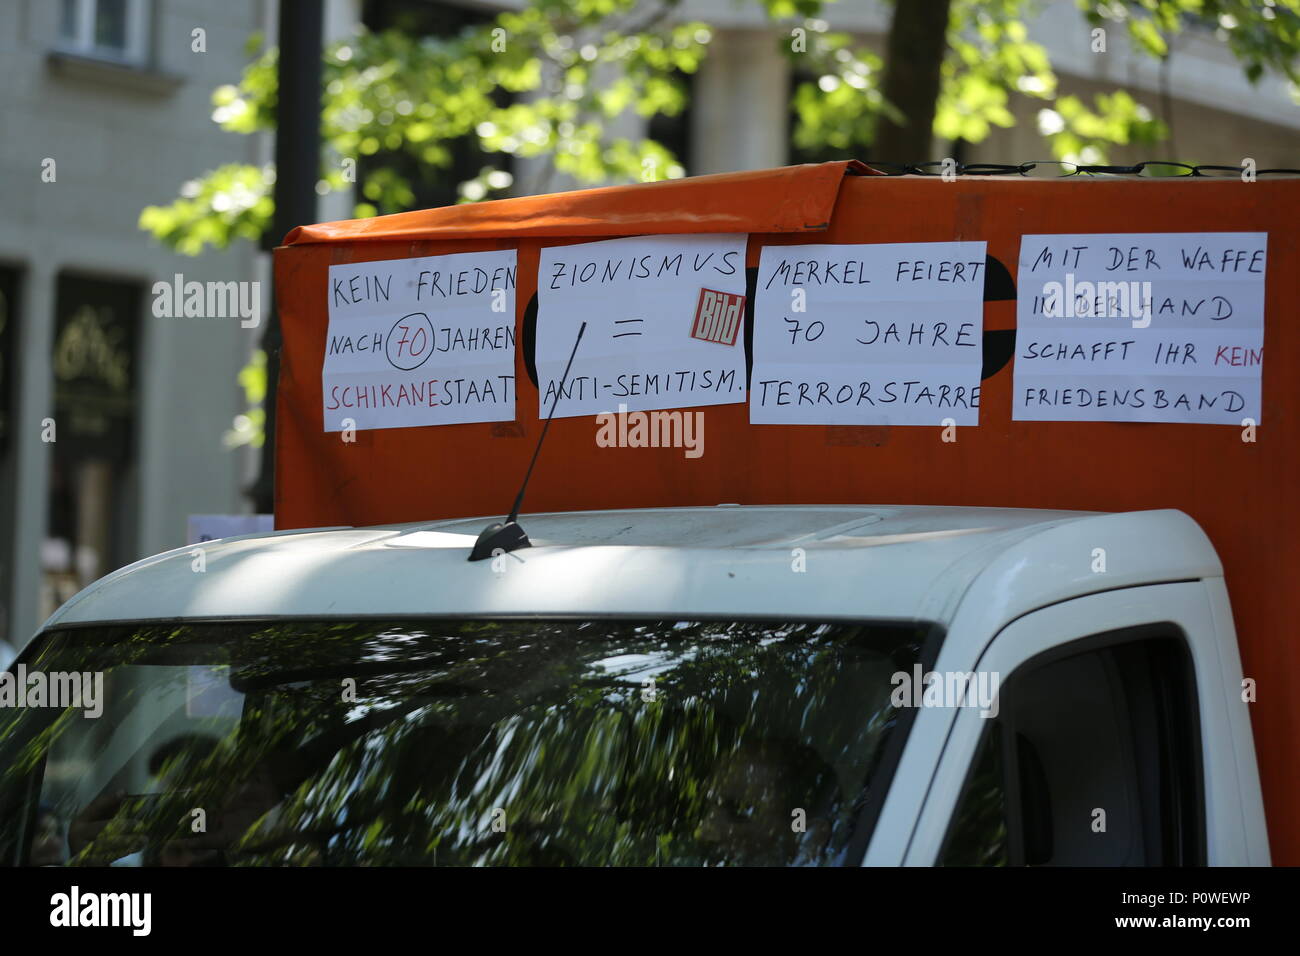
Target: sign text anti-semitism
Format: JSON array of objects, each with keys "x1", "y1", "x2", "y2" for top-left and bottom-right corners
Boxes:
[{"x1": 535, "y1": 234, "x2": 748, "y2": 418}]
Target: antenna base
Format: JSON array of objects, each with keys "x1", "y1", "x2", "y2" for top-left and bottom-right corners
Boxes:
[{"x1": 468, "y1": 520, "x2": 531, "y2": 562}]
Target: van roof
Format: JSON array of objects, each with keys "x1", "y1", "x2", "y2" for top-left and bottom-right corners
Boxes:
[{"x1": 38, "y1": 506, "x2": 1219, "y2": 644}]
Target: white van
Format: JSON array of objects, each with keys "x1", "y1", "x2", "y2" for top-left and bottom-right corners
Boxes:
[{"x1": 0, "y1": 503, "x2": 1267, "y2": 866}]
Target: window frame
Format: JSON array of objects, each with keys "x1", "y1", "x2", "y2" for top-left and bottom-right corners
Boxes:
[
  {"x1": 936, "y1": 623, "x2": 1206, "y2": 866},
  {"x1": 898, "y1": 581, "x2": 1236, "y2": 866},
  {"x1": 57, "y1": 0, "x2": 150, "y2": 66}
]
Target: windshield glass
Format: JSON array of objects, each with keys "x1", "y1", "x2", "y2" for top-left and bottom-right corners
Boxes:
[{"x1": 0, "y1": 618, "x2": 933, "y2": 866}]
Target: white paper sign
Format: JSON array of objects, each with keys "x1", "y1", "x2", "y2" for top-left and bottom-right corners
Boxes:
[
  {"x1": 750, "y1": 241, "x2": 987, "y2": 425},
  {"x1": 1014, "y1": 233, "x2": 1266, "y2": 424},
  {"x1": 536, "y1": 234, "x2": 748, "y2": 418},
  {"x1": 322, "y1": 250, "x2": 517, "y2": 431}
]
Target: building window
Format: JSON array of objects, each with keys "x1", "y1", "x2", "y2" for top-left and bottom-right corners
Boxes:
[
  {"x1": 787, "y1": 67, "x2": 858, "y2": 166},
  {"x1": 57, "y1": 0, "x2": 149, "y2": 65},
  {"x1": 360, "y1": 0, "x2": 512, "y2": 210},
  {"x1": 42, "y1": 275, "x2": 141, "y2": 623},
  {"x1": 0, "y1": 266, "x2": 18, "y2": 460},
  {"x1": 0, "y1": 267, "x2": 19, "y2": 650},
  {"x1": 647, "y1": 70, "x2": 694, "y2": 179}
]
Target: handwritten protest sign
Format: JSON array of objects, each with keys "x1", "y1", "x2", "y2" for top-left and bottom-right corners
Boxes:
[
  {"x1": 322, "y1": 250, "x2": 516, "y2": 431},
  {"x1": 750, "y1": 241, "x2": 987, "y2": 425},
  {"x1": 1015, "y1": 233, "x2": 1266, "y2": 424},
  {"x1": 536, "y1": 234, "x2": 748, "y2": 418}
]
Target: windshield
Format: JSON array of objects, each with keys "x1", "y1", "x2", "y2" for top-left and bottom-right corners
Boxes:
[{"x1": 0, "y1": 618, "x2": 934, "y2": 866}]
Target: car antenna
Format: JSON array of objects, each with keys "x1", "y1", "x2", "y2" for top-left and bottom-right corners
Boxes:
[{"x1": 468, "y1": 320, "x2": 587, "y2": 561}]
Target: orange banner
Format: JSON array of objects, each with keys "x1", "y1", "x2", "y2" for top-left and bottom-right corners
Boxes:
[{"x1": 275, "y1": 165, "x2": 1299, "y2": 862}]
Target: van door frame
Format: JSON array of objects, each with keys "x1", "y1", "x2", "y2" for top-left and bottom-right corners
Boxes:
[{"x1": 897, "y1": 581, "x2": 1261, "y2": 866}]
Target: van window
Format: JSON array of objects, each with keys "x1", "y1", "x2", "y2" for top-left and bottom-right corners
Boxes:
[
  {"x1": 939, "y1": 630, "x2": 1204, "y2": 866},
  {"x1": 0, "y1": 618, "x2": 937, "y2": 867}
]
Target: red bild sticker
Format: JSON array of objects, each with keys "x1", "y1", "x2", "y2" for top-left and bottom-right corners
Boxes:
[{"x1": 691, "y1": 288, "x2": 746, "y2": 345}]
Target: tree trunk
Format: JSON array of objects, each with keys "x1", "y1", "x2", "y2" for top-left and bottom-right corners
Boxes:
[{"x1": 873, "y1": 0, "x2": 953, "y2": 162}]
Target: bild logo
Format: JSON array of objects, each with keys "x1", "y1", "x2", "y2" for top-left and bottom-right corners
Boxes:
[{"x1": 691, "y1": 288, "x2": 745, "y2": 345}]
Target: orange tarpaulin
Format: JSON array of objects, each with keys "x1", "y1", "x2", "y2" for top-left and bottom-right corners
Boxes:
[
  {"x1": 275, "y1": 162, "x2": 1299, "y2": 863},
  {"x1": 283, "y1": 159, "x2": 876, "y2": 244}
]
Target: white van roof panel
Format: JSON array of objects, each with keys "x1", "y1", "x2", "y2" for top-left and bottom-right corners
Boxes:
[{"x1": 37, "y1": 506, "x2": 1221, "y2": 646}]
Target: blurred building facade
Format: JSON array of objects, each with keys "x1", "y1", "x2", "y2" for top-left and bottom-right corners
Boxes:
[
  {"x1": 0, "y1": 0, "x2": 268, "y2": 656},
  {"x1": 686, "y1": 0, "x2": 1300, "y2": 173},
  {"x1": 1, "y1": 0, "x2": 1295, "y2": 658}
]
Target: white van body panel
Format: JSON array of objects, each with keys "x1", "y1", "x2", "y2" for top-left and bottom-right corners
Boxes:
[
  {"x1": 24, "y1": 504, "x2": 1261, "y2": 864},
  {"x1": 885, "y1": 582, "x2": 1269, "y2": 866},
  {"x1": 1201, "y1": 576, "x2": 1271, "y2": 865},
  {"x1": 38, "y1": 506, "x2": 1219, "y2": 637}
]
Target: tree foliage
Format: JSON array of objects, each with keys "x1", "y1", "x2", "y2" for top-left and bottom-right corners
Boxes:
[
  {"x1": 141, "y1": 0, "x2": 1299, "y2": 255},
  {"x1": 142, "y1": 1, "x2": 713, "y2": 250},
  {"x1": 134, "y1": 0, "x2": 1299, "y2": 452}
]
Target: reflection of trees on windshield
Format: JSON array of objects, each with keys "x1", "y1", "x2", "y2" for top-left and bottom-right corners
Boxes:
[{"x1": 0, "y1": 619, "x2": 929, "y2": 866}]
